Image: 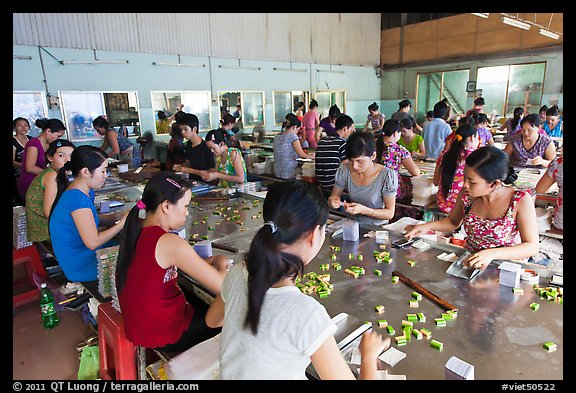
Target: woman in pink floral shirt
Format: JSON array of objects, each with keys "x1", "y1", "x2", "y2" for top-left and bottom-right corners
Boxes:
[
  {"x1": 376, "y1": 119, "x2": 420, "y2": 199},
  {"x1": 405, "y1": 146, "x2": 539, "y2": 270},
  {"x1": 434, "y1": 124, "x2": 478, "y2": 214}
]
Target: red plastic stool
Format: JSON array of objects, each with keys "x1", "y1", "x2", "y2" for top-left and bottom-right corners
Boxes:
[
  {"x1": 13, "y1": 245, "x2": 47, "y2": 309},
  {"x1": 98, "y1": 301, "x2": 138, "y2": 380}
]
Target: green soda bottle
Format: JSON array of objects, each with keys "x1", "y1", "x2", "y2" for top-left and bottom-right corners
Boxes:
[{"x1": 40, "y1": 283, "x2": 60, "y2": 329}]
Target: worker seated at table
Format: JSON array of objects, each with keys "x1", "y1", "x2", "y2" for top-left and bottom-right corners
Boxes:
[
  {"x1": 328, "y1": 131, "x2": 397, "y2": 226},
  {"x1": 405, "y1": 146, "x2": 539, "y2": 270},
  {"x1": 205, "y1": 180, "x2": 389, "y2": 379},
  {"x1": 116, "y1": 172, "x2": 231, "y2": 353},
  {"x1": 273, "y1": 113, "x2": 315, "y2": 180},
  {"x1": 503, "y1": 114, "x2": 556, "y2": 168},
  {"x1": 535, "y1": 157, "x2": 563, "y2": 234},
  {"x1": 202, "y1": 129, "x2": 247, "y2": 188},
  {"x1": 49, "y1": 146, "x2": 128, "y2": 283}
]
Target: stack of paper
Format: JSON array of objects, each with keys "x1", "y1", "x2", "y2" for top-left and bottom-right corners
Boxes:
[
  {"x1": 96, "y1": 245, "x2": 121, "y2": 312},
  {"x1": 445, "y1": 356, "x2": 474, "y2": 380},
  {"x1": 378, "y1": 347, "x2": 406, "y2": 367},
  {"x1": 411, "y1": 175, "x2": 438, "y2": 207},
  {"x1": 165, "y1": 334, "x2": 221, "y2": 380},
  {"x1": 13, "y1": 206, "x2": 32, "y2": 249}
]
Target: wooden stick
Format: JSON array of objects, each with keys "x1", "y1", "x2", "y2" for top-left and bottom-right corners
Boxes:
[
  {"x1": 392, "y1": 270, "x2": 458, "y2": 311},
  {"x1": 211, "y1": 242, "x2": 239, "y2": 253}
]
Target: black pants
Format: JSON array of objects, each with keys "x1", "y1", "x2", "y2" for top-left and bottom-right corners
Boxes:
[{"x1": 156, "y1": 289, "x2": 221, "y2": 354}]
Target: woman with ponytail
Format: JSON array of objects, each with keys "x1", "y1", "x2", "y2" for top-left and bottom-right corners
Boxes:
[
  {"x1": 116, "y1": 172, "x2": 230, "y2": 353},
  {"x1": 206, "y1": 180, "x2": 389, "y2": 379},
  {"x1": 49, "y1": 145, "x2": 127, "y2": 283},
  {"x1": 272, "y1": 113, "x2": 314, "y2": 180},
  {"x1": 434, "y1": 123, "x2": 479, "y2": 214},
  {"x1": 406, "y1": 146, "x2": 539, "y2": 270}
]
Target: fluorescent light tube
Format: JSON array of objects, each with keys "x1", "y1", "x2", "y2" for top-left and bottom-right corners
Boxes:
[
  {"x1": 61, "y1": 60, "x2": 129, "y2": 64},
  {"x1": 502, "y1": 16, "x2": 530, "y2": 30},
  {"x1": 218, "y1": 65, "x2": 261, "y2": 70},
  {"x1": 13, "y1": 55, "x2": 32, "y2": 60},
  {"x1": 316, "y1": 69, "x2": 345, "y2": 74},
  {"x1": 153, "y1": 62, "x2": 205, "y2": 67},
  {"x1": 539, "y1": 28, "x2": 559, "y2": 39},
  {"x1": 471, "y1": 13, "x2": 489, "y2": 18},
  {"x1": 273, "y1": 67, "x2": 307, "y2": 72}
]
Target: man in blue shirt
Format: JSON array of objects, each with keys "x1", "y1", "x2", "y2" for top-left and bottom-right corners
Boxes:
[{"x1": 422, "y1": 100, "x2": 452, "y2": 160}]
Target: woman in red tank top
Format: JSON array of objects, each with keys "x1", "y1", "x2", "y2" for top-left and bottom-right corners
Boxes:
[{"x1": 116, "y1": 172, "x2": 231, "y2": 353}]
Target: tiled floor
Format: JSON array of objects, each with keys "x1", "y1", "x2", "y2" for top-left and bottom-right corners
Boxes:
[{"x1": 13, "y1": 300, "x2": 95, "y2": 380}]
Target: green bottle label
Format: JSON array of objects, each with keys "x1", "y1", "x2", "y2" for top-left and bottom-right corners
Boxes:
[{"x1": 41, "y1": 303, "x2": 56, "y2": 316}]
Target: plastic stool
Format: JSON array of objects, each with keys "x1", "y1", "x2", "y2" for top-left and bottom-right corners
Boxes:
[
  {"x1": 13, "y1": 245, "x2": 47, "y2": 309},
  {"x1": 98, "y1": 301, "x2": 137, "y2": 380}
]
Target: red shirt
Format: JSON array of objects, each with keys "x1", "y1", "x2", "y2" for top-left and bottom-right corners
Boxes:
[{"x1": 119, "y1": 225, "x2": 192, "y2": 348}]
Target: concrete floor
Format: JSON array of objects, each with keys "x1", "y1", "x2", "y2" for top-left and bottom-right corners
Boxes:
[{"x1": 13, "y1": 300, "x2": 95, "y2": 380}]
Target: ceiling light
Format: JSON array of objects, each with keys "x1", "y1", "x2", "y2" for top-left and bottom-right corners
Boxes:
[
  {"x1": 502, "y1": 16, "x2": 530, "y2": 30},
  {"x1": 539, "y1": 28, "x2": 559, "y2": 40},
  {"x1": 153, "y1": 62, "x2": 205, "y2": 67},
  {"x1": 218, "y1": 65, "x2": 261, "y2": 71},
  {"x1": 273, "y1": 67, "x2": 307, "y2": 72},
  {"x1": 61, "y1": 60, "x2": 129, "y2": 64},
  {"x1": 13, "y1": 55, "x2": 32, "y2": 60},
  {"x1": 471, "y1": 13, "x2": 489, "y2": 18},
  {"x1": 316, "y1": 69, "x2": 345, "y2": 74}
]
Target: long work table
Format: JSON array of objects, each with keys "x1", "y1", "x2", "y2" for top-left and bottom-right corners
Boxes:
[{"x1": 90, "y1": 173, "x2": 563, "y2": 381}]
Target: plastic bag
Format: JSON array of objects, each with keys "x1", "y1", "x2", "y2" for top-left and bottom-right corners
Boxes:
[{"x1": 78, "y1": 346, "x2": 100, "y2": 380}]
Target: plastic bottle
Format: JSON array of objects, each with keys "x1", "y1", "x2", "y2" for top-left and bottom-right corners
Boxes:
[{"x1": 40, "y1": 283, "x2": 59, "y2": 329}]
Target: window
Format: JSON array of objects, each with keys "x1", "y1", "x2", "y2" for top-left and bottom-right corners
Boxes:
[
  {"x1": 477, "y1": 62, "x2": 545, "y2": 118},
  {"x1": 219, "y1": 91, "x2": 265, "y2": 128},
  {"x1": 151, "y1": 91, "x2": 211, "y2": 133},
  {"x1": 315, "y1": 90, "x2": 346, "y2": 120},
  {"x1": 13, "y1": 91, "x2": 48, "y2": 137},
  {"x1": 416, "y1": 69, "x2": 470, "y2": 117},
  {"x1": 60, "y1": 91, "x2": 141, "y2": 142},
  {"x1": 273, "y1": 91, "x2": 310, "y2": 125}
]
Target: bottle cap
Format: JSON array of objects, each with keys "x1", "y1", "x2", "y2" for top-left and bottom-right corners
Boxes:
[{"x1": 41, "y1": 283, "x2": 47, "y2": 288}]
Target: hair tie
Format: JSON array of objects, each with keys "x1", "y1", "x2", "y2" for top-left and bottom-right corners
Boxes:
[
  {"x1": 264, "y1": 221, "x2": 277, "y2": 233},
  {"x1": 455, "y1": 134, "x2": 463, "y2": 141},
  {"x1": 166, "y1": 178, "x2": 182, "y2": 188},
  {"x1": 136, "y1": 200, "x2": 146, "y2": 210}
]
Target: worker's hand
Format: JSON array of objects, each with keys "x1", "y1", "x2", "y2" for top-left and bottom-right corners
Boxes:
[
  {"x1": 343, "y1": 201, "x2": 366, "y2": 216},
  {"x1": 208, "y1": 255, "x2": 233, "y2": 272},
  {"x1": 201, "y1": 171, "x2": 219, "y2": 182},
  {"x1": 172, "y1": 164, "x2": 182, "y2": 172},
  {"x1": 327, "y1": 196, "x2": 342, "y2": 209},
  {"x1": 404, "y1": 224, "x2": 428, "y2": 240},
  {"x1": 463, "y1": 249, "x2": 495, "y2": 270},
  {"x1": 529, "y1": 156, "x2": 545, "y2": 167},
  {"x1": 177, "y1": 104, "x2": 184, "y2": 111},
  {"x1": 359, "y1": 330, "x2": 390, "y2": 360}
]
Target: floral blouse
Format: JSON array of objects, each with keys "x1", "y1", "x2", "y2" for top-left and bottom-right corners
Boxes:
[
  {"x1": 436, "y1": 146, "x2": 476, "y2": 214},
  {"x1": 546, "y1": 157, "x2": 563, "y2": 230},
  {"x1": 216, "y1": 147, "x2": 247, "y2": 188},
  {"x1": 381, "y1": 142, "x2": 410, "y2": 198},
  {"x1": 462, "y1": 189, "x2": 528, "y2": 253}
]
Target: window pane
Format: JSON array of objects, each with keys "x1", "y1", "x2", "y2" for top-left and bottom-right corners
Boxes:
[
  {"x1": 182, "y1": 91, "x2": 211, "y2": 131},
  {"x1": 441, "y1": 70, "x2": 469, "y2": 115},
  {"x1": 477, "y1": 65, "x2": 509, "y2": 117},
  {"x1": 60, "y1": 92, "x2": 105, "y2": 142},
  {"x1": 506, "y1": 63, "x2": 545, "y2": 117},
  {"x1": 416, "y1": 73, "x2": 442, "y2": 114},
  {"x1": 242, "y1": 92, "x2": 264, "y2": 127},
  {"x1": 273, "y1": 92, "x2": 292, "y2": 125},
  {"x1": 103, "y1": 92, "x2": 140, "y2": 135},
  {"x1": 151, "y1": 91, "x2": 181, "y2": 135},
  {"x1": 13, "y1": 92, "x2": 48, "y2": 137},
  {"x1": 315, "y1": 92, "x2": 331, "y2": 119}
]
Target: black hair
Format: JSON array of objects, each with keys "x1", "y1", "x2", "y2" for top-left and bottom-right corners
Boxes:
[
  {"x1": 157, "y1": 111, "x2": 167, "y2": 120},
  {"x1": 545, "y1": 105, "x2": 560, "y2": 117},
  {"x1": 116, "y1": 172, "x2": 191, "y2": 293},
  {"x1": 283, "y1": 113, "x2": 302, "y2": 129},
  {"x1": 465, "y1": 146, "x2": 517, "y2": 185},
  {"x1": 221, "y1": 113, "x2": 236, "y2": 127},
  {"x1": 376, "y1": 119, "x2": 400, "y2": 163},
  {"x1": 475, "y1": 113, "x2": 488, "y2": 125},
  {"x1": 398, "y1": 99, "x2": 411, "y2": 109},
  {"x1": 433, "y1": 100, "x2": 450, "y2": 120},
  {"x1": 176, "y1": 113, "x2": 199, "y2": 132},
  {"x1": 92, "y1": 115, "x2": 110, "y2": 130},
  {"x1": 368, "y1": 102, "x2": 379, "y2": 111},
  {"x1": 474, "y1": 97, "x2": 485, "y2": 106},
  {"x1": 49, "y1": 145, "x2": 108, "y2": 222},
  {"x1": 400, "y1": 117, "x2": 415, "y2": 130},
  {"x1": 328, "y1": 105, "x2": 341, "y2": 119},
  {"x1": 296, "y1": 102, "x2": 305, "y2": 110},
  {"x1": 309, "y1": 99, "x2": 318, "y2": 109},
  {"x1": 520, "y1": 113, "x2": 541, "y2": 128},
  {"x1": 174, "y1": 110, "x2": 187, "y2": 122},
  {"x1": 169, "y1": 122, "x2": 182, "y2": 139},
  {"x1": 511, "y1": 107, "x2": 524, "y2": 130},
  {"x1": 539, "y1": 105, "x2": 548, "y2": 114},
  {"x1": 335, "y1": 114, "x2": 353, "y2": 131},
  {"x1": 205, "y1": 128, "x2": 230, "y2": 146},
  {"x1": 345, "y1": 130, "x2": 376, "y2": 160},
  {"x1": 46, "y1": 139, "x2": 75, "y2": 159},
  {"x1": 245, "y1": 180, "x2": 328, "y2": 334},
  {"x1": 426, "y1": 110, "x2": 434, "y2": 118},
  {"x1": 35, "y1": 118, "x2": 66, "y2": 133},
  {"x1": 13, "y1": 117, "x2": 31, "y2": 129},
  {"x1": 440, "y1": 124, "x2": 478, "y2": 198}
]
